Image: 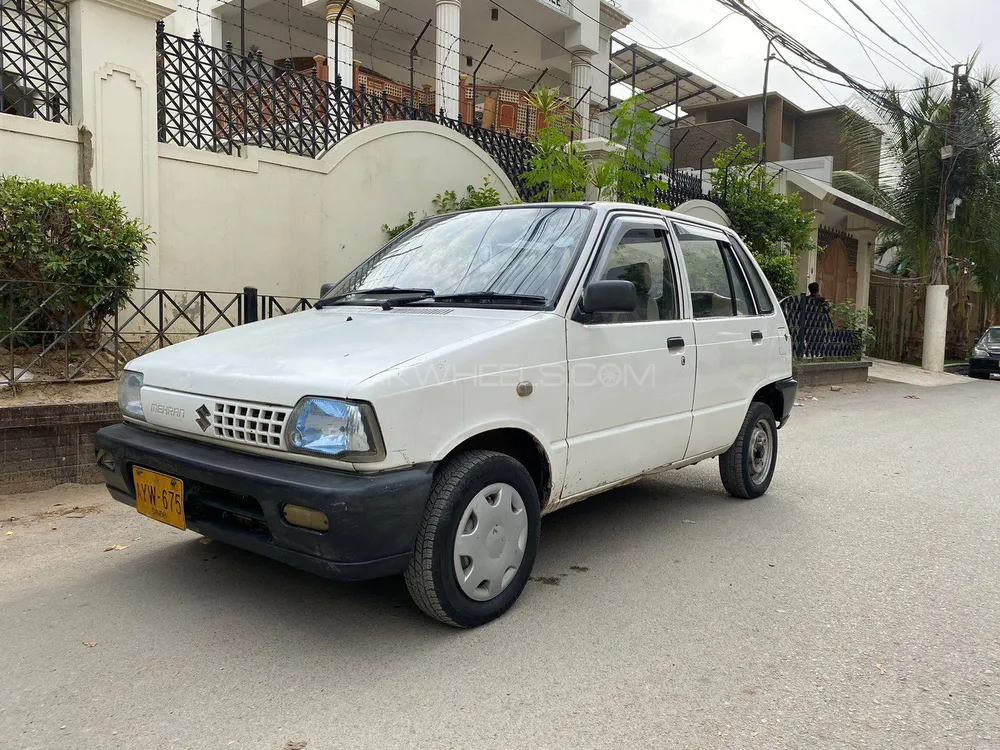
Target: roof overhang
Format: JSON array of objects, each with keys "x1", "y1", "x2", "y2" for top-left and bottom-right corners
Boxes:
[
  {"x1": 609, "y1": 38, "x2": 736, "y2": 113},
  {"x1": 783, "y1": 170, "x2": 903, "y2": 230}
]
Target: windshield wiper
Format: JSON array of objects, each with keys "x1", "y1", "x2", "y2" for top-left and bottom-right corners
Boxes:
[
  {"x1": 430, "y1": 292, "x2": 547, "y2": 306},
  {"x1": 314, "y1": 287, "x2": 435, "y2": 309}
]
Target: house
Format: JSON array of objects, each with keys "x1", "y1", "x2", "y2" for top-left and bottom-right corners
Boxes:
[
  {"x1": 669, "y1": 91, "x2": 901, "y2": 310},
  {"x1": 163, "y1": 0, "x2": 634, "y2": 141}
]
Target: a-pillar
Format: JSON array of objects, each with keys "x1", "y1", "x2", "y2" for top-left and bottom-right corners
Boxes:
[
  {"x1": 798, "y1": 209, "x2": 825, "y2": 294},
  {"x1": 326, "y1": 2, "x2": 355, "y2": 88},
  {"x1": 436, "y1": 0, "x2": 461, "y2": 119},
  {"x1": 571, "y1": 50, "x2": 593, "y2": 139}
]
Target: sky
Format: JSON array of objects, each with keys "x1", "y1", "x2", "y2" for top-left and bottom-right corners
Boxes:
[{"x1": 615, "y1": 0, "x2": 999, "y2": 112}]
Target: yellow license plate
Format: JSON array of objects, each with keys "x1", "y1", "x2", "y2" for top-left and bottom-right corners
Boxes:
[{"x1": 133, "y1": 467, "x2": 186, "y2": 530}]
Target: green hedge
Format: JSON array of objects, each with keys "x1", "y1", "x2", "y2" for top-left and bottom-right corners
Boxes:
[{"x1": 0, "y1": 177, "x2": 150, "y2": 345}]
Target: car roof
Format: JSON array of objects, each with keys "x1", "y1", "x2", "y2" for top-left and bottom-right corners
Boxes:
[{"x1": 454, "y1": 201, "x2": 733, "y2": 235}]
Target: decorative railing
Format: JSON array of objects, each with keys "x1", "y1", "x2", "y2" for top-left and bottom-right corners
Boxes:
[
  {"x1": 654, "y1": 169, "x2": 724, "y2": 210},
  {"x1": 780, "y1": 294, "x2": 859, "y2": 359},
  {"x1": 0, "y1": 0, "x2": 70, "y2": 123},
  {"x1": 1, "y1": 279, "x2": 314, "y2": 386},
  {"x1": 155, "y1": 26, "x2": 537, "y2": 198}
]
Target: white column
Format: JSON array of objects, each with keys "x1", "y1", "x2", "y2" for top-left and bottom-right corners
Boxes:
[
  {"x1": 571, "y1": 51, "x2": 593, "y2": 138},
  {"x1": 436, "y1": 0, "x2": 461, "y2": 119},
  {"x1": 798, "y1": 210, "x2": 824, "y2": 293},
  {"x1": 853, "y1": 228, "x2": 877, "y2": 312},
  {"x1": 326, "y1": 2, "x2": 355, "y2": 88},
  {"x1": 922, "y1": 285, "x2": 949, "y2": 372}
]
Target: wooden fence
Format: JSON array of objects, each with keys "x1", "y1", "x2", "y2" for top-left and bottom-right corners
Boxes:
[{"x1": 868, "y1": 270, "x2": 923, "y2": 361}]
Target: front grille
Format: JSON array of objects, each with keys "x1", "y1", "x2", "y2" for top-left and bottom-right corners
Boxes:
[{"x1": 210, "y1": 398, "x2": 289, "y2": 449}]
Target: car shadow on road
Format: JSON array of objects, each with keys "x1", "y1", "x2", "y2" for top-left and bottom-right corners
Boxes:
[{"x1": 17, "y1": 469, "x2": 757, "y2": 649}]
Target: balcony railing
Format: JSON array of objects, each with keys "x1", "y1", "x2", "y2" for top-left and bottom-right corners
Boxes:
[{"x1": 0, "y1": 0, "x2": 70, "y2": 124}]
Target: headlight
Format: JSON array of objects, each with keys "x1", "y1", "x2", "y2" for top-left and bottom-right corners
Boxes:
[
  {"x1": 118, "y1": 370, "x2": 145, "y2": 421},
  {"x1": 973, "y1": 345, "x2": 989, "y2": 357},
  {"x1": 286, "y1": 397, "x2": 384, "y2": 461}
]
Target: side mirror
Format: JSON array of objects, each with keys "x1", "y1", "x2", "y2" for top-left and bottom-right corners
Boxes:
[
  {"x1": 581, "y1": 280, "x2": 637, "y2": 314},
  {"x1": 319, "y1": 282, "x2": 337, "y2": 299}
]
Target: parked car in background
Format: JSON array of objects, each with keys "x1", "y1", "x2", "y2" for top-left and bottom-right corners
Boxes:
[
  {"x1": 969, "y1": 326, "x2": 1000, "y2": 379},
  {"x1": 95, "y1": 203, "x2": 796, "y2": 628}
]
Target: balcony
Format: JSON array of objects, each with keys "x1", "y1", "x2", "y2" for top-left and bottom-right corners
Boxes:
[{"x1": 668, "y1": 120, "x2": 762, "y2": 172}]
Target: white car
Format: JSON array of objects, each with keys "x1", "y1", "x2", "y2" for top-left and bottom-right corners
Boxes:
[{"x1": 96, "y1": 203, "x2": 797, "y2": 628}]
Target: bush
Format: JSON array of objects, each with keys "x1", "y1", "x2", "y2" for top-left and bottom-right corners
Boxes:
[
  {"x1": 382, "y1": 177, "x2": 505, "y2": 239},
  {"x1": 0, "y1": 176, "x2": 150, "y2": 343},
  {"x1": 754, "y1": 251, "x2": 799, "y2": 300}
]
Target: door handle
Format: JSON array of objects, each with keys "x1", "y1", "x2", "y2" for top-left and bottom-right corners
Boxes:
[
  {"x1": 751, "y1": 330, "x2": 763, "y2": 342},
  {"x1": 667, "y1": 337, "x2": 685, "y2": 351}
]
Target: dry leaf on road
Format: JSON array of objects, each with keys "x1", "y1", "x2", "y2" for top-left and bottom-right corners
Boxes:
[
  {"x1": 83, "y1": 642, "x2": 97, "y2": 648},
  {"x1": 681, "y1": 519, "x2": 696, "y2": 524},
  {"x1": 103, "y1": 545, "x2": 129, "y2": 552},
  {"x1": 876, "y1": 663, "x2": 886, "y2": 675}
]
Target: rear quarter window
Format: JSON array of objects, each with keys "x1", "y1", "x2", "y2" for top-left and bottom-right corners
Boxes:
[{"x1": 728, "y1": 236, "x2": 775, "y2": 314}]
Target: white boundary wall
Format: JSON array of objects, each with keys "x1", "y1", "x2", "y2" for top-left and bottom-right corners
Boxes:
[{"x1": 0, "y1": 0, "x2": 519, "y2": 298}]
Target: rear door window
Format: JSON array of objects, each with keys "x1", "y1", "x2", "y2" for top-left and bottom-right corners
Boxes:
[{"x1": 728, "y1": 236, "x2": 775, "y2": 314}]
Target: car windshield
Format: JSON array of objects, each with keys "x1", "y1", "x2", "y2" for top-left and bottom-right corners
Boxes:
[
  {"x1": 325, "y1": 206, "x2": 592, "y2": 307},
  {"x1": 982, "y1": 327, "x2": 1000, "y2": 344}
]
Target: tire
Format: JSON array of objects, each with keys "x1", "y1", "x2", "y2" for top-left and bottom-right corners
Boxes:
[
  {"x1": 404, "y1": 450, "x2": 540, "y2": 628},
  {"x1": 719, "y1": 401, "x2": 778, "y2": 500}
]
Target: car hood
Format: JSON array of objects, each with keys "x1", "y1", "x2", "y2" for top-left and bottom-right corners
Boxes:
[{"x1": 132, "y1": 305, "x2": 538, "y2": 405}]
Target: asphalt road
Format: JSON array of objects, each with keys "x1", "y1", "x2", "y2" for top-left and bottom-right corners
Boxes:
[{"x1": 2, "y1": 380, "x2": 999, "y2": 750}]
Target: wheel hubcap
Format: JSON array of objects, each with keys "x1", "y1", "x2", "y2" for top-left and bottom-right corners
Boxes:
[
  {"x1": 747, "y1": 419, "x2": 773, "y2": 485},
  {"x1": 453, "y1": 483, "x2": 528, "y2": 602}
]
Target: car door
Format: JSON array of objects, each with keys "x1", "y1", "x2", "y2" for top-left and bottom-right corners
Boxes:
[
  {"x1": 670, "y1": 220, "x2": 770, "y2": 459},
  {"x1": 562, "y1": 214, "x2": 696, "y2": 499}
]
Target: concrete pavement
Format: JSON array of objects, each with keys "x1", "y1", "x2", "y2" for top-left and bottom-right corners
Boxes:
[{"x1": 1, "y1": 379, "x2": 999, "y2": 749}]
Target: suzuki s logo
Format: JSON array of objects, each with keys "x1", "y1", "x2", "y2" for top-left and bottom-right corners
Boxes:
[
  {"x1": 150, "y1": 404, "x2": 184, "y2": 419},
  {"x1": 195, "y1": 404, "x2": 212, "y2": 432}
]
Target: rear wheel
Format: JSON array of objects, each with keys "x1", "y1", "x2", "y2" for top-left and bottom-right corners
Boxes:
[
  {"x1": 719, "y1": 402, "x2": 777, "y2": 500},
  {"x1": 405, "y1": 450, "x2": 540, "y2": 628}
]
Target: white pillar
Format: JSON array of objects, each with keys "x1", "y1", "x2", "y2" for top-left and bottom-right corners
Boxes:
[
  {"x1": 571, "y1": 51, "x2": 593, "y2": 139},
  {"x1": 853, "y1": 228, "x2": 877, "y2": 312},
  {"x1": 922, "y1": 285, "x2": 949, "y2": 372},
  {"x1": 326, "y1": 2, "x2": 355, "y2": 88},
  {"x1": 798, "y1": 210, "x2": 824, "y2": 294},
  {"x1": 436, "y1": 0, "x2": 461, "y2": 119}
]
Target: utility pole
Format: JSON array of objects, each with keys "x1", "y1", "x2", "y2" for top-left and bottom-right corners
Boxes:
[
  {"x1": 934, "y1": 63, "x2": 963, "y2": 286},
  {"x1": 760, "y1": 39, "x2": 774, "y2": 165},
  {"x1": 923, "y1": 63, "x2": 964, "y2": 373}
]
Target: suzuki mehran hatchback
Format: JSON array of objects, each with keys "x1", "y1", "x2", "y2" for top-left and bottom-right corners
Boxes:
[{"x1": 96, "y1": 203, "x2": 796, "y2": 627}]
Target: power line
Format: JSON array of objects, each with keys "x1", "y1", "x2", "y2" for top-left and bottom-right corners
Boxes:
[
  {"x1": 819, "y1": 0, "x2": 888, "y2": 87},
  {"x1": 841, "y1": 0, "x2": 952, "y2": 73},
  {"x1": 713, "y1": 0, "x2": 947, "y2": 130},
  {"x1": 889, "y1": 0, "x2": 956, "y2": 66},
  {"x1": 874, "y1": 0, "x2": 950, "y2": 68},
  {"x1": 789, "y1": 0, "x2": 922, "y2": 80}
]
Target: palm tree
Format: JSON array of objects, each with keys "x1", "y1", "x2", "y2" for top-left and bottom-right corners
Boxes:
[{"x1": 833, "y1": 64, "x2": 1000, "y2": 361}]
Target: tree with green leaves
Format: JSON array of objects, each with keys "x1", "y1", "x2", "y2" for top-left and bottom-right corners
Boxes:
[
  {"x1": 522, "y1": 88, "x2": 590, "y2": 202},
  {"x1": 834, "y1": 64, "x2": 1000, "y2": 358},
  {"x1": 593, "y1": 95, "x2": 671, "y2": 207},
  {"x1": 709, "y1": 136, "x2": 814, "y2": 299}
]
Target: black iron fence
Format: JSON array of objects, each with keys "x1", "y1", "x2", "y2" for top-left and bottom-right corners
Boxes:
[
  {"x1": 155, "y1": 26, "x2": 537, "y2": 198},
  {"x1": 781, "y1": 294, "x2": 859, "y2": 359},
  {"x1": 1, "y1": 280, "x2": 314, "y2": 386},
  {"x1": 654, "y1": 169, "x2": 724, "y2": 209},
  {"x1": 0, "y1": 0, "x2": 70, "y2": 124}
]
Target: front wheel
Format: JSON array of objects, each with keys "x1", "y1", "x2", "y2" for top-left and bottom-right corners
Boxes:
[
  {"x1": 719, "y1": 402, "x2": 778, "y2": 499},
  {"x1": 405, "y1": 450, "x2": 540, "y2": 628}
]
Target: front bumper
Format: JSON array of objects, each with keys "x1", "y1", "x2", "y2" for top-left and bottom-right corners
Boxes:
[
  {"x1": 775, "y1": 377, "x2": 798, "y2": 427},
  {"x1": 969, "y1": 356, "x2": 1000, "y2": 375},
  {"x1": 95, "y1": 423, "x2": 435, "y2": 580}
]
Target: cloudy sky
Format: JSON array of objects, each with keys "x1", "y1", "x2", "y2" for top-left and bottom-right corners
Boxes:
[{"x1": 615, "y1": 0, "x2": 999, "y2": 111}]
